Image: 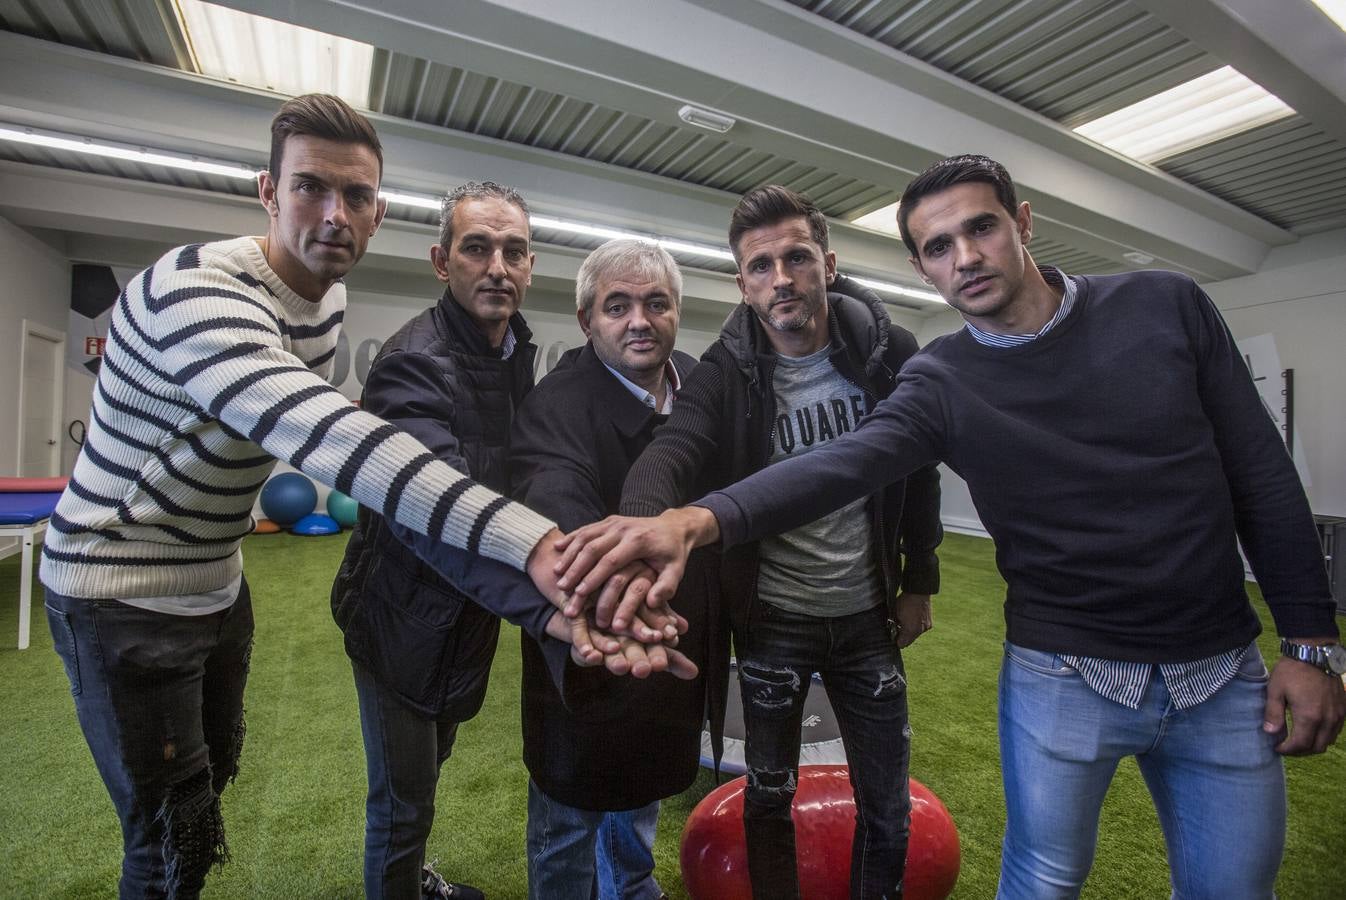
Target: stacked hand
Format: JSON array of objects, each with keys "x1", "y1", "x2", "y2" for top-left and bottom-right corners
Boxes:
[
  {"x1": 528, "y1": 527, "x2": 697, "y2": 680},
  {"x1": 554, "y1": 507, "x2": 719, "y2": 611}
]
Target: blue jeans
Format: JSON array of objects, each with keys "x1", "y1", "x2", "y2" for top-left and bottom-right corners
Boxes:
[
  {"x1": 525, "y1": 780, "x2": 663, "y2": 900},
  {"x1": 997, "y1": 643, "x2": 1286, "y2": 900},
  {"x1": 45, "y1": 582, "x2": 254, "y2": 900},
  {"x1": 352, "y1": 661, "x2": 463, "y2": 900},
  {"x1": 738, "y1": 601, "x2": 911, "y2": 900}
]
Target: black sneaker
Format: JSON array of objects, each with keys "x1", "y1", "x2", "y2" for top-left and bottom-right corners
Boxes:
[{"x1": 420, "y1": 860, "x2": 485, "y2": 900}]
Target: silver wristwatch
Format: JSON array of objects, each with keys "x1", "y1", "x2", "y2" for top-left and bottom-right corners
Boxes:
[{"x1": 1279, "y1": 639, "x2": 1346, "y2": 676}]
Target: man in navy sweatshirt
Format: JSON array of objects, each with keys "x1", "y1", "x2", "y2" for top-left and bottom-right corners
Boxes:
[{"x1": 554, "y1": 155, "x2": 1345, "y2": 898}]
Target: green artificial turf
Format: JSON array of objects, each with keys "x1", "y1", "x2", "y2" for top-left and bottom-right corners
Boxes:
[{"x1": 1, "y1": 531, "x2": 1342, "y2": 898}]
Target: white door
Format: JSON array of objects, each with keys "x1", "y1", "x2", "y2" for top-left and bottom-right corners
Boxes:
[{"x1": 18, "y1": 321, "x2": 65, "y2": 478}]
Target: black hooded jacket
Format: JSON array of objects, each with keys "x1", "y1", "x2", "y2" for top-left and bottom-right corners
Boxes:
[{"x1": 621, "y1": 274, "x2": 943, "y2": 638}]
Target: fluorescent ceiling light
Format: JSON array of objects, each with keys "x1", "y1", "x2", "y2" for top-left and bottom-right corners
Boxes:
[
  {"x1": 850, "y1": 201, "x2": 901, "y2": 238},
  {"x1": 0, "y1": 125, "x2": 260, "y2": 180},
  {"x1": 0, "y1": 124, "x2": 944, "y2": 307},
  {"x1": 378, "y1": 189, "x2": 440, "y2": 211},
  {"x1": 530, "y1": 214, "x2": 737, "y2": 263},
  {"x1": 1073, "y1": 66, "x2": 1293, "y2": 163},
  {"x1": 849, "y1": 276, "x2": 944, "y2": 305},
  {"x1": 369, "y1": 203, "x2": 942, "y2": 303},
  {"x1": 1309, "y1": 0, "x2": 1346, "y2": 31},
  {"x1": 175, "y1": 0, "x2": 373, "y2": 108}
]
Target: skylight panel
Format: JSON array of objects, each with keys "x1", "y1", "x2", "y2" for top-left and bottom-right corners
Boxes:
[
  {"x1": 850, "y1": 201, "x2": 901, "y2": 238},
  {"x1": 1309, "y1": 0, "x2": 1346, "y2": 31},
  {"x1": 175, "y1": 0, "x2": 373, "y2": 108},
  {"x1": 1073, "y1": 66, "x2": 1293, "y2": 164}
]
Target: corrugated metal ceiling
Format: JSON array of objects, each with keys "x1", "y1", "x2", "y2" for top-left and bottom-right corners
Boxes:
[
  {"x1": 786, "y1": 0, "x2": 1220, "y2": 125},
  {"x1": 1159, "y1": 116, "x2": 1346, "y2": 235},
  {"x1": 368, "y1": 49, "x2": 897, "y2": 221},
  {"x1": 2, "y1": 0, "x2": 1343, "y2": 254},
  {"x1": 0, "y1": 0, "x2": 187, "y2": 68},
  {"x1": 784, "y1": 0, "x2": 1346, "y2": 236}
]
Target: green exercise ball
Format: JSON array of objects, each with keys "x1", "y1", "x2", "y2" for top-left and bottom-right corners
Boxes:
[{"x1": 326, "y1": 490, "x2": 359, "y2": 528}]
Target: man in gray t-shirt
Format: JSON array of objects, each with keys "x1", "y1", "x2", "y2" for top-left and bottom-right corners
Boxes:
[
  {"x1": 614, "y1": 185, "x2": 944, "y2": 899},
  {"x1": 758, "y1": 344, "x2": 883, "y2": 618}
]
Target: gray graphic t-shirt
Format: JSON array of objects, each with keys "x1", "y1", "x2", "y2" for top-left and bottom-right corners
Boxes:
[{"x1": 756, "y1": 343, "x2": 882, "y2": 617}]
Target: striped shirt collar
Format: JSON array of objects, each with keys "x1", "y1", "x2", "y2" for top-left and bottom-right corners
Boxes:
[
  {"x1": 964, "y1": 267, "x2": 1075, "y2": 348},
  {"x1": 499, "y1": 325, "x2": 517, "y2": 360},
  {"x1": 602, "y1": 357, "x2": 682, "y2": 414}
]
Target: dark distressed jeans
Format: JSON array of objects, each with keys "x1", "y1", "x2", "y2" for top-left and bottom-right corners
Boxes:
[
  {"x1": 738, "y1": 601, "x2": 911, "y2": 900},
  {"x1": 45, "y1": 581, "x2": 254, "y2": 900}
]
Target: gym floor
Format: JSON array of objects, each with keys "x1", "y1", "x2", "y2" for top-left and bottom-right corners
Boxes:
[{"x1": 0, "y1": 531, "x2": 1341, "y2": 898}]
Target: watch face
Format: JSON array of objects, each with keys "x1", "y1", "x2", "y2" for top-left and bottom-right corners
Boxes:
[{"x1": 1325, "y1": 644, "x2": 1346, "y2": 676}]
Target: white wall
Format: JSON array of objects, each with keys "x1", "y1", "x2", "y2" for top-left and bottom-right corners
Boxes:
[
  {"x1": 0, "y1": 214, "x2": 71, "y2": 552},
  {"x1": 0, "y1": 215, "x2": 71, "y2": 475},
  {"x1": 1207, "y1": 229, "x2": 1346, "y2": 517}
]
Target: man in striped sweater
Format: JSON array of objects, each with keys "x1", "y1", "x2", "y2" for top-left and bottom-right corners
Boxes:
[{"x1": 39, "y1": 94, "x2": 676, "y2": 899}]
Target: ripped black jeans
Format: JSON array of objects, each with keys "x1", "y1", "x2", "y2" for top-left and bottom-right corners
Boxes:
[
  {"x1": 45, "y1": 581, "x2": 253, "y2": 900},
  {"x1": 737, "y1": 600, "x2": 911, "y2": 900}
]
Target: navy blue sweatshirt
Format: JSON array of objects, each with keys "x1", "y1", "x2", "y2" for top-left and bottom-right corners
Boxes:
[{"x1": 699, "y1": 270, "x2": 1337, "y2": 662}]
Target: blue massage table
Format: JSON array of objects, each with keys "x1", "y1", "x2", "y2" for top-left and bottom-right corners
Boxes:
[{"x1": 0, "y1": 490, "x2": 62, "y2": 650}]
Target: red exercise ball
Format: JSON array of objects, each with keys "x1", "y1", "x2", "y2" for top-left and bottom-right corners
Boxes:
[
  {"x1": 905, "y1": 778, "x2": 962, "y2": 900},
  {"x1": 680, "y1": 765, "x2": 959, "y2": 900}
]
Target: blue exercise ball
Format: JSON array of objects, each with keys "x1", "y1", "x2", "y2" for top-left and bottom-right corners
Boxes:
[
  {"x1": 326, "y1": 490, "x2": 359, "y2": 528},
  {"x1": 259, "y1": 473, "x2": 317, "y2": 526},
  {"x1": 291, "y1": 513, "x2": 340, "y2": 536}
]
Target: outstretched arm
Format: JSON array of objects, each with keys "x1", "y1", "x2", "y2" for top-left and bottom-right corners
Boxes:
[
  {"x1": 559, "y1": 376, "x2": 944, "y2": 603},
  {"x1": 143, "y1": 262, "x2": 552, "y2": 571}
]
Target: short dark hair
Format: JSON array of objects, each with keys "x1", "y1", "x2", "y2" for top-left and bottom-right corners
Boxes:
[
  {"x1": 728, "y1": 185, "x2": 829, "y2": 264},
  {"x1": 898, "y1": 155, "x2": 1017, "y2": 256},
  {"x1": 439, "y1": 181, "x2": 530, "y2": 248},
  {"x1": 268, "y1": 94, "x2": 383, "y2": 182}
]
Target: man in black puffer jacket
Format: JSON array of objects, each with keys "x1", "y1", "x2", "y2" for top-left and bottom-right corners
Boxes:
[{"x1": 331, "y1": 181, "x2": 541, "y2": 900}]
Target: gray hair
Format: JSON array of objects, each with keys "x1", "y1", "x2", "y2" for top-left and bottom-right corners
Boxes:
[
  {"x1": 438, "y1": 181, "x2": 530, "y2": 248},
  {"x1": 575, "y1": 239, "x2": 683, "y2": 313}
]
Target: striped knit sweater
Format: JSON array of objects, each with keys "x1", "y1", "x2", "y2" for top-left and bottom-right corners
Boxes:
[{"x1": 41, "y1": 237, "x2": 554, "y2": 599}]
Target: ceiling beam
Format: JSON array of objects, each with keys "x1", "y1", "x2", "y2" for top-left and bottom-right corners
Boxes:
[{"x1": 0, "y1": 159, "x2": 744, "y2": 311}]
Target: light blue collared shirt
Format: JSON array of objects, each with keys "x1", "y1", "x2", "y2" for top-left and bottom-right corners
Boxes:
[{"x1": 601, "y1": 358, "x2": 681, "y2": 415}]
